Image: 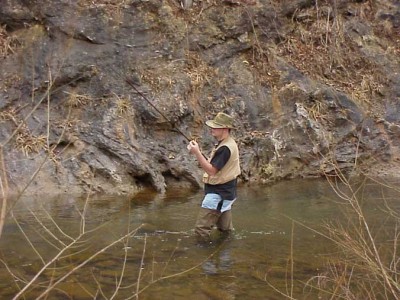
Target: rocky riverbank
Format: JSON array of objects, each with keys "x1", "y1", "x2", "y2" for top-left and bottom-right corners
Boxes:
[{"x1": 0, "y1": 0, "x2": 399, "y2": 197}]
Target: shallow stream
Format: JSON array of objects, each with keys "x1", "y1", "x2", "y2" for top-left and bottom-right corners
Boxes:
[{"x1": 0, "y1": 178, "x2": 399, "y2": 299}]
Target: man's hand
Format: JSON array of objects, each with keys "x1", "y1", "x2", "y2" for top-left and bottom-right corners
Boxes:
[
  {"x1": 187, "y1": 140, "x2": 200, "y2": 154},
  {"x1": 187, "y1": 140, "x2": 217, "y2": 175}
]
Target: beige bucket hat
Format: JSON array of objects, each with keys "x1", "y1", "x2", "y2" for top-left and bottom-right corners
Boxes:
[{"x1": 205, "y1": 112, "x2": 235, "y2": 129}]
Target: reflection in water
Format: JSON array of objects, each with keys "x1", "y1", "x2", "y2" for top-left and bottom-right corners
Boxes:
[
  {"x1": 0, "y1": 178, "x2": 399, "y2": 299},
  {"x1": 201, "y1": 241, "x2": 233, "y2": 275}
]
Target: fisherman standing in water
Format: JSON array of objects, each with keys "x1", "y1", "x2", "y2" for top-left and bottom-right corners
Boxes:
[{"x1": 187, "y1": 112, "x2": 241, "y2": 242}]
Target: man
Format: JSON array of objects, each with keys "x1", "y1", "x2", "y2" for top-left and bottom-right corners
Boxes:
[{"x1": 187, "y1": 112, "x2": 241, "y2": 241}]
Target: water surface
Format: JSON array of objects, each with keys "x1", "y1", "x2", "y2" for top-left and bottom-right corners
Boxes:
[{"x1": 0, "y1": 178, "x2": 399, "y2": 299}]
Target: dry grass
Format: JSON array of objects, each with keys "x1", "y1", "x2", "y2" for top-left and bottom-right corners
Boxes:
[
  {"x1": 279, "y1": 17, "x2": 385, "y2": 101},
  {"x1": 0, "y1": 108, "x2": 47, "y2": 157},
  {"x1": 306, "y1": 100, "x2": 330, "y2": 124},
  {"x1": 301, "y1": 142, "x2": 400, "y2": 299},
  {"x1": 64, "y1": 91, "x2": 94, "y2": 108},
  {"x1": 307, "y1": 179, "x2": 400, "y2": 299},
  {"x1": 77, "y1": 0, "x2": 130, "y2": 20},
  {"x1": 2, "y1": 74, "x2": 22, "y2": 89},
  {"x1": 278, "y1": 4, "x2": 391, "y2": 113},
  {"x1": 266, "y1": 174, "x2": 400, "y2": 299},
  {"x1": 257, "y1": 130, "x2": 400, "y2": 299},
  {"x1": 0, "y1": 108, "x2": 18, "y2": 124},
  {"x1": 140, "y1": 69, "x2": 176, "y2": 94},
  {"x1": 0, "y1": 1, "x2": 399, "y2": 297},
  {"x1": 0, "y1": 25, "x2": 17, "y2": 59},
  {"x1": 15, "y1": 131, "x2": 47, "y2": 157},
  {"x1": 114, "y1": 93, "x2": 131, "y2": 115},
  {"x1": 185, "y1": 52, "x2": 218, "y2": 91},
  {"x1": 138, "y1": 51, "x2": 217, "y2": 98},
  {"x1": 242, "y1": 1, "x2": 393, "y2": 122}
]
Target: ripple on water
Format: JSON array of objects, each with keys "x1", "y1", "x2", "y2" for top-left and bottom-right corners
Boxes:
[{"x1": 1, "y1": 178, "x2": 399, "y2": 299}]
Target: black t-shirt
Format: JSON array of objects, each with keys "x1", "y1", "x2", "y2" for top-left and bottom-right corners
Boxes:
[
  {"x1": 204, "y1": 145, "x2": 237, "y2": 200},
  {"x1": 210, "y1": 145, "x2": 231, "y2": 170}
]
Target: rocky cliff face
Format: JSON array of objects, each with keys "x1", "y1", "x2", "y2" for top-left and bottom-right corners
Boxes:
[{"x1": 0, "y1": 0, "x2": 399, "y2": 197}]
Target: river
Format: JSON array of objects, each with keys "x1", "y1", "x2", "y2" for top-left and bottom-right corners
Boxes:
[{"x1": 0, "y1": 177, "x2": 399, "y2": 299}]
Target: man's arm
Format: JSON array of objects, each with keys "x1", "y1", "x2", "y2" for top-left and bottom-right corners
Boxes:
[{"x1": 187, "y1": 140, "x2": 218, "y2": 176}]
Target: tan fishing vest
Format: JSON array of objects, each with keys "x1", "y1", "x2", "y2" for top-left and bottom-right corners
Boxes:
[{"x1": 202, "y1": 136, "x2": 241, "y2": 185}]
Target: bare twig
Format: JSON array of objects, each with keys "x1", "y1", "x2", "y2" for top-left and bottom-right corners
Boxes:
[
  {"x1": 0, "y1": 148, "x2": 8, "y2": 239},
  {"x1": 11, "y1": 211, "x2": 46, "y2": 266},
  {"x1": 125, "y1": 240, "x2": 228, "y2": 300},
  {"x1": 12, "y1": 224, "x2": 142, "y2": 300},
  {"x1": 136, "y1": 233, "x2": 147, "y2": 300}
]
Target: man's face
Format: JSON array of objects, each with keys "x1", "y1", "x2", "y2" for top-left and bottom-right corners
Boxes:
[{"x1": 210, "y1": 127, "x2": 226, "y2": 140}]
